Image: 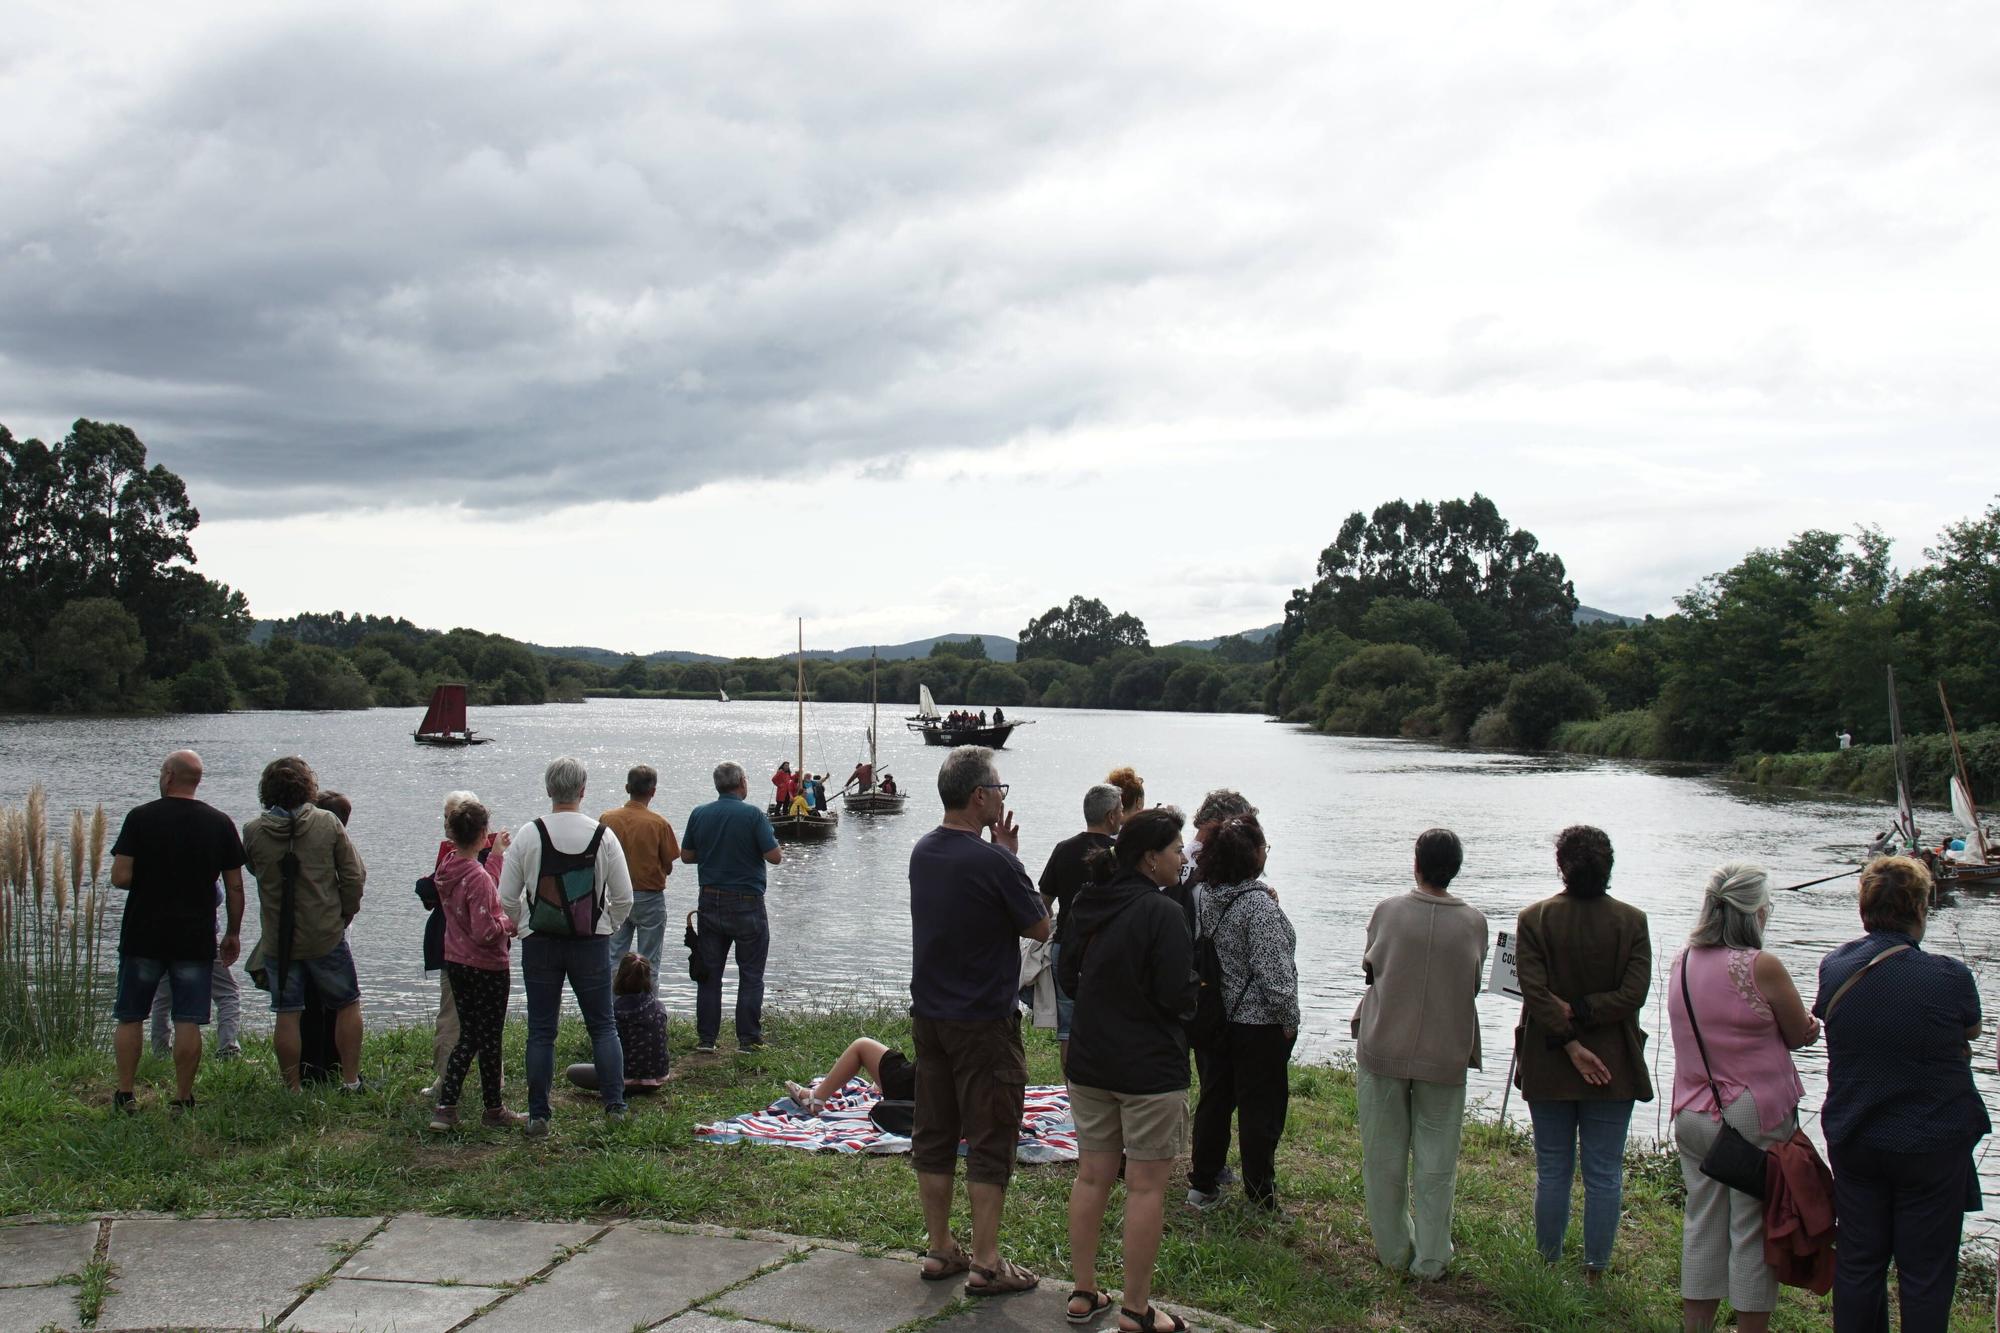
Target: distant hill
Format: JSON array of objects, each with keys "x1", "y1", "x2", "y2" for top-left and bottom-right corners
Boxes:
[
  {"x1": 525, "y1": 644, "x2": 730, "y2": 666},
  {"x1": 1574, "y1": 605, "x2": 1641, "y2": 626},
  {"x1": 1170, "y1": 623, "x2": 1282, "y2": 650},
  {"x1": 805, "y1": 634, "x2": 1017, "y2": 663}
]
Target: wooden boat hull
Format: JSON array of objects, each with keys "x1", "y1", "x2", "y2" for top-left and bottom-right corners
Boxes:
[
  {"x1": 771, "y1": 810, "x2": 839, "y2": 841},
  {"x1": 907, "y1": 722, "x2": 1027, "y2": 749},
  {"x1": 1939, "y1": 861, "x2": 2000, "y2": 892},
  {"x1": 414, "y1": 733, "x2": 493, "y2": 746},
  {"x1": 841, "y1": 791, "x2": 908, "y2": 814}
]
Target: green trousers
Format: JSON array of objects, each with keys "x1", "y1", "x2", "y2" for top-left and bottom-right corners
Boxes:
[{"x1": 1355, "y1": 1067, "x2": 1468, "y2": 1279}]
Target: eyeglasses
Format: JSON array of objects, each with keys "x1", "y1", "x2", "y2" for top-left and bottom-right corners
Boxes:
[{"x1": 978, "y1": 783, "x2": 1011, "y2": 799}]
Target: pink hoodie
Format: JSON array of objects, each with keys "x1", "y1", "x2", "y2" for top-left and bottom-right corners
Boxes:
[{"x1": 436, "y1": 847, "x2": 513, "y2": 971}]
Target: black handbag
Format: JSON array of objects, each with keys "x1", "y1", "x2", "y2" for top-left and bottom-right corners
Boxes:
[
  {"x1": 1679, "y1": 957, "x2": 1769, "y2": 1198},
  {"x1": 684, "y1": 910, "x2": 710, "y2": 983}
]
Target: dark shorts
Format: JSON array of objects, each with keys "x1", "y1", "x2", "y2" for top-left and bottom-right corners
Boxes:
[
  {"x1": 878, "y1": 1047, "x2": 917, "y2": 1102},
  {"x1": 911, "y1": 1015, "x2": 1026, "y2": 1186},
  {"x1": 114, "y1": 955, "x2": 213, "y2": 1025},
  {"x1": 269, "y1": 938, "x2": 362, "y2": 1015}
]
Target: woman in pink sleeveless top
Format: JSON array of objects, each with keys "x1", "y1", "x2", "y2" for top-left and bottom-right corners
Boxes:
[{"x1": 1667, "y1": 863, "x2": 1819, "y2": 1333}]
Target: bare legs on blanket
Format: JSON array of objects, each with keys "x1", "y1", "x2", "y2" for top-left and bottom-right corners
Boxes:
[{"x1": 786, "y1": 1037, "x2": 889, "y2": 1111}]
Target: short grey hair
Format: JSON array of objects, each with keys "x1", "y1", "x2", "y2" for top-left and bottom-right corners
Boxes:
[
  {"x1": 1687, "y1": 862, "x2": 1770, "y2": 950},
  {"x1": 544, "y1": 756, "x2": 588, "y2": 805},
  {"x1": 1083, "y1": 784, "x2": 1122, "y2": 827},
  {"x1": 937, "y1": 746, "x2": 998, "y2": 810},
  {"x1": 1193, "y1": 788, "x2": 1257, "y2": 827},
  {"x1": 713, "y1": 760, "x2": 746, "y2": 793},
  {"x1": 443, "y1": 790, "x2": 479, "y2": 820}
]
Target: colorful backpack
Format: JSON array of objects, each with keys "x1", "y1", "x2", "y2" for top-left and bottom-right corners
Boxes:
[{"x1": 528, "y1": 819, "x2": 608, "y2": 937}]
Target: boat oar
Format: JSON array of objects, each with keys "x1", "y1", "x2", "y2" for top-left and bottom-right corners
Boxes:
[{"x1": 1778, "y1": 867, "x2": 1862, "y2": 893}]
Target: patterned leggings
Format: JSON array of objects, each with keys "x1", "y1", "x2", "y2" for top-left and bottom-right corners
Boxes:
[{"x1": 438, "y1": 963, "x2": 509, "y2": 1110}]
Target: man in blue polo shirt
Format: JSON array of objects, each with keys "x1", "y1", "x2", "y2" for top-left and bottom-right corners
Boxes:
[{"x1": 680, "y1": 760, "x2": 783, "y2": 1053}]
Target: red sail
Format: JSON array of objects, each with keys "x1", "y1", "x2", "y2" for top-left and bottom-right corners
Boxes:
[{"x1": 417, "y1": 684, "x2": 469, "y2": 736}]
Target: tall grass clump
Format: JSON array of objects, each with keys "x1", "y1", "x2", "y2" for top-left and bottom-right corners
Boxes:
[
  {"x1": 0, "y1": 785, "x2": 114, "y2": 1058},
  {"x1": 1552, "y1": 708, "x2": 1668, "y2": 759}
]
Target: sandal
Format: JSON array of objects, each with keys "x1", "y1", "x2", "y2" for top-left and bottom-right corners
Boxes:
[
  {"x1": 965, "y1": 1257, "x2": 1039, "y2": 1297},
  {"x1": 1066, "y1": 1288, "x2": 1113, "y2": 1324},
  {"x1": 1118, "y1": 1306, "x2": 1187, "y2": 1333},
  {"x1": 920, "y1": 1247, "x2": 970, "y2": 1282}
]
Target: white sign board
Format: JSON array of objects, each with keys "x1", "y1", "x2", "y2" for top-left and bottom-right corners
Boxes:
[{"x1": 1487, "y1": 929, "x2": 1522, "y2": 999}]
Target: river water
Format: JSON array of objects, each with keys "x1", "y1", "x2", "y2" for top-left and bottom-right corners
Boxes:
[{"x1": 5, "y1": 700, "x2": 1996, "y2": 1230}]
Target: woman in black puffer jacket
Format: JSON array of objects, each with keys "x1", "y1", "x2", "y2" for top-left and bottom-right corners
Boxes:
[{"x1": 1058, "y1": 807, "x2": 1198, "y2": 1333}]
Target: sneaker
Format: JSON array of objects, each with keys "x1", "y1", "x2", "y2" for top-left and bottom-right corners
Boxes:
[
  {"x1": 170, "y1": 1097, "x2": 197, "y2": 1117},
  {"x1": 1216, "y1": 1165, "x2": 1237, "y2": 1186},
  {"x1": 524, "y1": 1117, "x2": 551, "y2": 1139},
  {"x1": 481, "y1": 1107, "x2": 527, "y2": 1130},
  {"x1": 112, "y1": 1091, "x2": 137, "y2": 1115},
  {"x1": 1186, "y1": 1188, "x2": 1223, "y2": 1212},
  {"x1": 216, "y1": 1045, "x2": 242, "y2": 1062},
  {"x1": 417, "y1": 1084, "x2": 437, "y2": 1099},
  {"x1": 428, "y1": 1105, "x2": 459, "y2": 1132},
  {"x1": 340, "y1": 1077, "x2": 369, "y2": 1095},
  {"x1": 605, "y1": 1106, "x2": 629, "y2": 1124},
  {"x1": 694, "y1": 1044, "x2": 717, "y2": 1055}
]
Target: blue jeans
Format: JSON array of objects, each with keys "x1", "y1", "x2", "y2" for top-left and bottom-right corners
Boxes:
[
  {"x1": 521, "y1": 933, "x2": 624, "y2": 1118},
  {"x1": 609, "y1": 890, "x2": 667, "y2": 984},
  {"x1": 695, "y1": 888, "x2": 768, "y2": 1049},
  {"x1": 267, "y1": 937, "x2": 361, "y2": 1014},
  {"x1": 114, "y1": 955, "x2": 213, "y2": 1024},
  {"x1": 1529, "y1": 1098, "x2": 1634, "y2": 1270}
]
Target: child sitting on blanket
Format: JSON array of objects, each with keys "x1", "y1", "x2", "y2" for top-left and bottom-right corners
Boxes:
[
  {"x1": 566, "y1": 953, "x2": 671, "y2": 1095},
  {"x1": 784, "y1": 1037, "x2": 917, "y2": 1114}
]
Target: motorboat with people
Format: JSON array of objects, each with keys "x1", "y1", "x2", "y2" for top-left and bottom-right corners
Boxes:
[
  {"x1": 905, "y1": 684, "x2": 1033, "y2": 748},
  {"x1": 412, "y1": 683, "x2": 492, "y2": 746}
]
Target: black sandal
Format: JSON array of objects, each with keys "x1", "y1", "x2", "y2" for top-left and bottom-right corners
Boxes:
[
  {"x1": 1066, "y1": 1289, "x2": 1112, "y2": 1324},
  {"x1": 1118, "y1": 1306, "x2": 1187, "y2": 1333}
]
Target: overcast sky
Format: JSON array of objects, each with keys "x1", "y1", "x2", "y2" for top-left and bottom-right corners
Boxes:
[{"x1": 4, "y1": 1, "x2": 1996, "y2": 656}]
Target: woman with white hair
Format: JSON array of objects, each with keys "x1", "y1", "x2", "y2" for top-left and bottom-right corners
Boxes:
[{"x1": 1666, "y1": 864, "x2": 1819, "y2": 1333}]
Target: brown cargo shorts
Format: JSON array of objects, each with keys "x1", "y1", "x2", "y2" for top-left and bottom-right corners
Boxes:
[{"x1": 911, "y1": 1014, "x2": 1027, "y2": 1185}]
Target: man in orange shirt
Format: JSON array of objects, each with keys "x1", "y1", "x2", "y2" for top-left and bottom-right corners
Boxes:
[{"x1": 601, "y1": 765, "x2": 681, "y2": 987}]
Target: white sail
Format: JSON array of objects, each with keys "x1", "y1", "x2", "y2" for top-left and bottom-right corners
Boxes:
[
  {"x1": 1951, "y1": 774, "x2": 1991, "y2": 862},
  {"x1": 918, "y1": 684, "x2": 939, "y2": 719}
]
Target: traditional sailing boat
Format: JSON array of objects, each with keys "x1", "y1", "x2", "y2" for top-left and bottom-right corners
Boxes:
[
  {"x1": 905, "y1": 683, "x2": 1034, "y2": 748},
  {"x1": 771, "y1": 620, "x2": 838, "y2": 842},
  {"x1": 412, "y1": 683, "x2": 491, "y2": 746},
  {"x1": 1934, "y1": 682, "x2": 2000, "y2": 890},
  {"x1": 842, "y1": 653, "x2": 907, "y2": 815}
]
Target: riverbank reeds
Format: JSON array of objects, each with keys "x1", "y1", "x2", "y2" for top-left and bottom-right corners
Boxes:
[
  {"x1": 1551, "y1": 708, "x2": 1668, "y2": 760},
  {"x1": 5, "y1": 1008, "x2": 1991, "y2": 1331},
  {"x1": 1727, "y1": 725, "x2": 2000, "y2": 807},
  {"x1": 0, "y1": 785, "x2": 114, "y2": 1059}
]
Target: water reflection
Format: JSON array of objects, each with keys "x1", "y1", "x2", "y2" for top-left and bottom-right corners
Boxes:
[{"x1": 4, "y1": 701, "x2": 1995, "y2": 1232}]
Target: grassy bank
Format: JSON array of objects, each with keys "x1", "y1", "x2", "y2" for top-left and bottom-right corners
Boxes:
[
  {"x1": 1550, "y1": 709, "x2": 1670, "y2": 760},
  {"x1": 4, "y1": 1010, "x2": 1991, "y2": 1332},
  {"x1": 1726, "y1": 725, "x2": 2000, "y2": 805}
]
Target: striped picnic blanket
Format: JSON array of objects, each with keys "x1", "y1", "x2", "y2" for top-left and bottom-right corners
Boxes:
[{"x1": 694, "y1": 1080, "x2": 1078, "y2": 1163}]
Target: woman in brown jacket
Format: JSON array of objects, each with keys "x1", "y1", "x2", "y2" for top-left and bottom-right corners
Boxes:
[{"x1": 1514, "y1": 825, "x2": 1653, "y2": 1280}]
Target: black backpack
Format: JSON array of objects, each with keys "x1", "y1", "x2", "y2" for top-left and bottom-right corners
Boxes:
[
  {"x1": 527, "y1": 819, "x2": 608, "y2": 937},
  {"x1": 1186, "y1": 890, "x2": 1254, "y2": 1048}
]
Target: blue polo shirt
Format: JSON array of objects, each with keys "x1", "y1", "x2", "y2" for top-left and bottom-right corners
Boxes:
[
  {"x1": 682, "y1": 792, "x2": 779, "y2": 895},
  {"x1": 1813, "y1": 930, "x2": 1990, "y2": 1153}
]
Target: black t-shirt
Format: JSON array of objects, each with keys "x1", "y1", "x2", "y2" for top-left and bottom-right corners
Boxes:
[
  {"x1": 908, "y1": 826, "x2": 1047, "y2": 1021},
  {"x1": 111, "y1": 797, "x2": 246, "y2": 962},
  {"x1": 1038, "y1": 830, "x2": 1113, "y2": 945}
]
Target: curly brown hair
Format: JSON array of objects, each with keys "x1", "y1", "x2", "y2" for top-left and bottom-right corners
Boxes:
[
  {"x1": 258, "y1": 756, "x2": 318, "y2": 811},
  {"x1": 1195, "y1": 814, "x2": 1266, "y2": 886},
  {"x1": 1104, "y1": 766, "x2": 1146, "y2": 814},
  {"x1": 444, "y1": 799, "x2": 489, "y2": 849},
  {"x1": 1859, "y1": 855, "x2": 1932, "y2": 934},
  {"x1": 1554, "y1": 825, "x2": 1613, "y2": 899}
]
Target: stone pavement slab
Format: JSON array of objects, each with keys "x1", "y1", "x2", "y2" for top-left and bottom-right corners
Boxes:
[
  {"x1": 338, "y1": 1215, "x2": 601, "y2": 1285},
  {"x1": 654, "y1": 1315, "x2": 769, "y2": 1331},
  {"x1": 0, "y1": 1221, "x2": 98, "y2": 1285},
  {"x1": 715, "y1": 1249, "x2": 959, "y2": 1333},
  {"x1": 465, "y1": 1226, "x2": 793, "y2": 1332},
  {"x1": 929, "y1": 1281, "x2": 1086, "y2": 1331},
  {"x1": 0, "y1": 1284, "x2": 81, "y2": 1331},
  {"x1": 95, "y1": 1216, "x2": 382, "y2": 1332},
  {"x1": 283, "y1": 1276, "x2": 505, "y2": 1333}
]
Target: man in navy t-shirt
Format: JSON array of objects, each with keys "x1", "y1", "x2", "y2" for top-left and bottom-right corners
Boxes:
[
  {"x1": 680, "y1": 760, "x2": 783, "y2": 1053},
  {"x1": 907, "y1": 746, "x2": 1050, "y2": 1296}
]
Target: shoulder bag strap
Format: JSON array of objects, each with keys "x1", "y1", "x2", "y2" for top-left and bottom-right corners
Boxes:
[
  {"x1": 1678, "y1": 951, "x2": 1729, "y2": 1110},
  {"x1": 1209, "y1": 891, "x2": 1258, "y2": 1021},
  {"x1": 1824, "y1": 943, "x2": 1912, "y2": 1023}
]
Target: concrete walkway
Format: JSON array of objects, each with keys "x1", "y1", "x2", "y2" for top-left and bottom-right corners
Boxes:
[{"x1": 0, "y1": 1214, "x2": 1248, "y2": 1333}]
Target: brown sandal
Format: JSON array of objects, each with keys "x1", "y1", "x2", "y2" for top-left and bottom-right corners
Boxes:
[
  {"x1": 920, "y1": 1247, "x2": 970, "y2": 1282},
  {"x1": 965, "y1": 1257, "x2": 1039, "y2": 1296},
  {"x1": 1067, "y1": 1288, "x2": 1113, "y2": 1323},
  {"x1": 1119, "y1": 1306, "x2": 1187, "y2": 1333}
]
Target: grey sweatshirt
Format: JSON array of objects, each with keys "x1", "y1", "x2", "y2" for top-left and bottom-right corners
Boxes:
[{"x1": 1354, "y1": 888, "x2": 1490, "y2": 1085}]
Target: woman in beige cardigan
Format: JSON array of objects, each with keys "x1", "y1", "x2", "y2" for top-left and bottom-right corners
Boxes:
[{"x1": 1353, "y1": 828, "x2": 1490, "y2": 1279}]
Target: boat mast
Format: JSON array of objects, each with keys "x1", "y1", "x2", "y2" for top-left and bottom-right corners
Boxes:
[
  {"x1": 869, "y1": 649, "x2": 879, "y2": 769},
  {"x1": 796, "y1": 618, "x2": 805, "y2": 775},
  {"x1": 1940, "y1": 681, "x2": 1989, "y2": 860},
  {"x1": 1887, "y1": 665, "x2": 1918, "y2": 847}
]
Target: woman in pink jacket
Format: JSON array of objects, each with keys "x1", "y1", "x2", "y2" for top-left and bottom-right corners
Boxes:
[{"x1": 429, "y1": 799, "x2": 526, "y2": 1131}]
